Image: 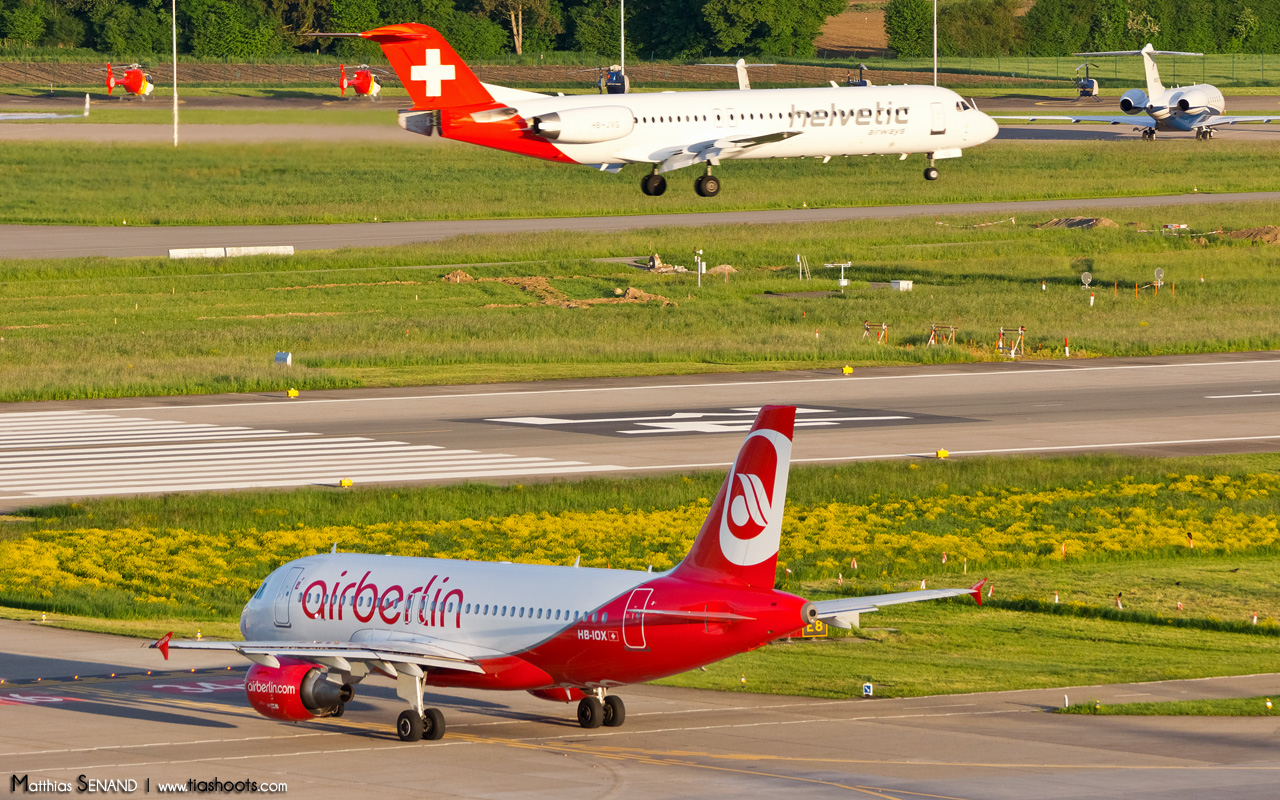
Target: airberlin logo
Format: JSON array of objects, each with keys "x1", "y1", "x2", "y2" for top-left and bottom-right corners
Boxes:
[{"x1": 718, "y1": 429, "x2": 791, "y2": 566}]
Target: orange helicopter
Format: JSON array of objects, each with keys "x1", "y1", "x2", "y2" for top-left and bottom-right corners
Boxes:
[
  {"x1": 335, "y1": 63, "x2": 389, "y2": 98},
  {"x1": 104, "y1": 63, "x2": 154, "y2": 99}
]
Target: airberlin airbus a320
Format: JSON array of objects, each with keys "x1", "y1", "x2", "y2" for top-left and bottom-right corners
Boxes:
[
  {"x1": 319, "y1": 23, "x2": 998, "y2": 196},
  {"x1": 153, "y1": 406, "x2": 983, "y2": 742}
]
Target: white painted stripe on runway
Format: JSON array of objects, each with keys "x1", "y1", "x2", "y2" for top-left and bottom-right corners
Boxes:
[
  {"x1": 88, "y1": 357, "x2": 1280, "y2": 413},
  {"x1": 0, "y1": 416, "x2": 225, "y2": 429},
  {"x1": 0, "y1": 437, "x2": 382, "y2": 461},
  {"x1": 0, "y1": 464, "x2": 618, "y2": 498},
  {"x1": 0, "y1": 443, "x2": 461, "y2": 469},
  {"x1": 1206, "y1": 392, "x2": 1280, "y2": 399},
  {"x1": 0, "y1": 453, "x2": 540, "y2": 483},
  {"x1": 0, "y1": 431, "x2": 316, "y2": 448}
]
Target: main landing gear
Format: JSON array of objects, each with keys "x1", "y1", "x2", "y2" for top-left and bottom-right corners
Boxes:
[
  {"x1": 577, "y1": 691, "x2": 626, "y2": 729},
  {"x1": 1194, "y1": 127, "x2": 1215, "y2": 141},
  {"x1": 640, "y1": 167, "x2": 722, "y2": 197},
  {"x1": 392, "y1": 669, "x2": 446, "y2": 742},
  {"x1": 693, "y1": 168, "x2": 721, "y2": 197},
  {"x1": 1140, "y1": 127, "x2": 1157, "y2": 141},
  {"x1": 641, "y1": 171, "x2": 667, "y2": 196}
]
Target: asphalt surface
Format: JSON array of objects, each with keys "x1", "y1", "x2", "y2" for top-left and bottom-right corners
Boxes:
[
  {"x1": 4, "y1": 190, "x2": 1279, "y2": 259},
  {"x1": 3, "y1": 352, "x2": 1279, "y2": 510},
  {"x1": 2, "y1": 620, "x2": 1279, "y2": 799}
]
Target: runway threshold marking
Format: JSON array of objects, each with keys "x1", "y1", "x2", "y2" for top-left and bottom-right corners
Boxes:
[{"x1": 94, "y1": 357, "x2": 1280, "y2": 413}]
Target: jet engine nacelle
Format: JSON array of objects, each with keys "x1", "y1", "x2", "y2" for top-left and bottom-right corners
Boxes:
[
  {"x1": 245, "y1": 659, "x2": 352, "y2": 722},
  {"x1": 530, "y1": 106, "x2": 635, "y2": 143},
  {"x1": 1175, "y1": 89, "x2": 1211, "y2": 115},
  {"x1": 1118, "y1": 89, "x2": 1148, "y2": 115}
]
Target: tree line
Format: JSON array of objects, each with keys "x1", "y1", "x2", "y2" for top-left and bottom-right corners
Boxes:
[
  {"x1": 0, "y1": 0, "x2": 844, "y2": 60},
  {"x1": 886, "y1": 0, "x2": 1280, "y2": 58}
]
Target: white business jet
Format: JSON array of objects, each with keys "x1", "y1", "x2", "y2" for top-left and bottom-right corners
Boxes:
[
  {"x1": 993, "y1": 44, "x2": 1280, "y2": 140},
  {"x1": 327, "y1": 23, "x2": 998, "y2": 196}
]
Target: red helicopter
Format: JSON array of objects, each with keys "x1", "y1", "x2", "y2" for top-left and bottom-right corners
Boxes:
[
  {"x1": 336, "y1": 63, "x2": 389, "y2": 98},
  {"x1": 103, "y1": 63, "x2": 154, "y2": 99}
]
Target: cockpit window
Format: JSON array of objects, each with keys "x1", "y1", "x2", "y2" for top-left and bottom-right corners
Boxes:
[{"x1": 253, "y1": 576, "x2": 270, "y2": 600}]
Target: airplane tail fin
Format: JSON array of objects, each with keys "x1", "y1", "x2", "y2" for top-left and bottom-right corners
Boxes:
[
  {"x1": 1139, "y1": 44, "x2": 1164, "y2": 99},
  {"x1": 671, "y1": 406, "x2": 796, "y2": 589},
  {"x1": 359, "y1": 23, "x2": 495, "y2": 110}
]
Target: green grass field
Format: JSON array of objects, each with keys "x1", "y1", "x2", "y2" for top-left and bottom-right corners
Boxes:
[
  {"x1": 2, "y1": 204, "x2": 1278, "y2": 401},
  {"x1": 3, "y1": 140, "x2": 1280, "y2": 226}
]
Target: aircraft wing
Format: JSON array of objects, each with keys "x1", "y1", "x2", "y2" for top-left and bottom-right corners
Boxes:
[
  {"x1": 809, "y1": 579, "x2": 985, "y2": 629},
  {"x1": 657, "y1": 130, "x2": 802, "y2": 173},
  {"x1": 991, "y1": 114, "x2": 1154, "y2": 127},
  {"x1": 1201, "y1": 115, "x2": 1280, "y2": 126},
  {"x1": 152, "y1": 634, "x2": 487, "y2": 674}
]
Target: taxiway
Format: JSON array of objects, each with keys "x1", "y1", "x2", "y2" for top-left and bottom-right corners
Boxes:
[{"x1": 2, "y1": 620, "x2": 1278, "y2": 799}]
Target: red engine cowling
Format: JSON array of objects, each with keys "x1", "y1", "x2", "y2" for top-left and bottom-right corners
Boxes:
[{"x1": 245, "y1": 659, "x2": 351, "y2": 721}]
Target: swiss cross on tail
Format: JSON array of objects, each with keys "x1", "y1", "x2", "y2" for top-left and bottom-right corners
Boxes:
[
  {"x1": 411, "y1": 50, "x2": 455, "y2": 97},
  {"x1": 358, "y1": 23, "x2": 495, "y2": 110},
  {"x1": 674, "y1": 406, "x2": 795, "y2": 588}
]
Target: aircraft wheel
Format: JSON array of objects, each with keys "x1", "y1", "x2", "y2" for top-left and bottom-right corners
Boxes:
[
  {"x1": 396, "y1": 709, "x2": 424, "y2": 742},
  {"x1": 923, "y1": 166, "x2": 939, "y2": 181},
  {"x1": 641, "y1": 174, "x2": 667, "y2": 196},
  {"x1": 330, "y1": 702, "x2": 344, "y2": 718},
  {"x1": 603, "y1": 695, "x2": 626, "y2": 727},
  {"x1": 695, "y1": 174, "x2": 721, "y2": 197},
  {"x1": 423, "y1": 708, "x2": 446, "y2": 741},
  {"x1": 577, "y1": 697, "x2": 604, "y2": 729}
]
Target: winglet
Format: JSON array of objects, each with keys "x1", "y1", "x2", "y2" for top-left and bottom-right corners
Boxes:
[
  {"x1": 154, "y1": 631, "x2": 172, "y2": 660},
  {"x1": 969, "y1": 579, "x2": 986, "y2": 607}
]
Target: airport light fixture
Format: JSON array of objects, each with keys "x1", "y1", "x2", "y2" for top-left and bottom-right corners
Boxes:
[{"x1": 171, "y1": 0, "x2": 178, "y2": 146}]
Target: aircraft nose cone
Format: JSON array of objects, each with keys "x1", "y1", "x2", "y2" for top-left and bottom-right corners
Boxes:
[{"x1": 977, "y1": 112, "x2": 999, "y2": 143}]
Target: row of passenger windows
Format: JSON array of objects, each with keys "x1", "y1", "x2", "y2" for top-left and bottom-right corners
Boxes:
[
  {"x1": 302, "y1": 591, "x2": 604, "y2": 623},
  {"x1": 635, "y1": 109, "x2": 906, "y2": 124}
]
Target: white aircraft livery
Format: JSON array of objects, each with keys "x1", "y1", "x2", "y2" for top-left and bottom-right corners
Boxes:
[
  {"x1": 324, "y1": 23, "x2": 998, "y2": 195},
  {"x1": 994, "y1": 44, "x2": 1280, "y2": 139},
  {"x1": 153, "y1": 406, "x2": 984, "y2": 742}
]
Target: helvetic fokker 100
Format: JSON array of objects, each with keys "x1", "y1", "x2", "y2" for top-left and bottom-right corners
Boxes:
[
  {"x1": 993, "y1": 44, "x2": 1280, "y2": 140},
  {"x1": 319, "y1": 23, "x2": 998, "y2": 196},
  {"x1": 153, "y1": 406, "x2": 983, "y2": 742}
]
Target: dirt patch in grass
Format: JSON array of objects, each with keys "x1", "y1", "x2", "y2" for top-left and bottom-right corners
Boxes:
[
  {"x1": 446, "y1": 271, "x2": 675, "y2": 308},
  {"x1": 1229, "y1": 225, "x2": 1280, "y2": 244}
]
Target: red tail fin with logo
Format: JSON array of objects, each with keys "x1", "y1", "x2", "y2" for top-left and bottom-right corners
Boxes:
[
  {"x1": 360, "y1": 23, "x2": 494, "y2": 110},
  {"x1": 672, "y1": 406, "x2": 796, "y2": 589}
]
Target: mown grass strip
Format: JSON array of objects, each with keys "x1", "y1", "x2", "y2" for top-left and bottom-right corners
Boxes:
[
  {"x1": 1059, "y1": 696, "x2": 1280, "y2": 716},
  {"x1": 3, "y1": 140, "x2": 1280, "y2": 226}
]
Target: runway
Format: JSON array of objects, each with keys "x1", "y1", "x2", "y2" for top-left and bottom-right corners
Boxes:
[
  {"x1": 2, "y1": 352, "x2": 1278, "y2": 510},
  {"x1": 2, "y1": 620, "x2": 1279, "y2": 799},
  {"x1": 4, "y1": 190, "x2": 1280, "y2": 260}
]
